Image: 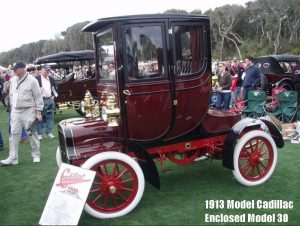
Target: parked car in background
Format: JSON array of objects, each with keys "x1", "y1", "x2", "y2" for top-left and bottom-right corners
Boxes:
[
  {"x1": 35, "y1": 50, "x2": 98, "y2": 116},
  {"x1": 254, "y1": 55, "x2": 300, "y2": 95}
]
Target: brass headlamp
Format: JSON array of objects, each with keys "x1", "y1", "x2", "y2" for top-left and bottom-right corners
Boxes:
[
  {"x1": 101, "y1": 93, "x2": 120, "y2": 126},
  {"x1": 82, "y1": 90, "x2": 98, "y2": 118}
]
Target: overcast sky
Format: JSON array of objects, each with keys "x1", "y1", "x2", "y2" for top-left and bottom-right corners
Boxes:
[{"x1": 0, "y1": 0, "x2": 252, "y2": 53}]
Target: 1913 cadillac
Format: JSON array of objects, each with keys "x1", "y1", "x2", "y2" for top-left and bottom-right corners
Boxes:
[{"x1": 56, "y1": 14, "x2": 284, "y2": 219}]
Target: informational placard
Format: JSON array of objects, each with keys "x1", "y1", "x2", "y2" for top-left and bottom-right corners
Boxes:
[{"x1": 39, "y1": 163, "x2": 96, "y2": 226}]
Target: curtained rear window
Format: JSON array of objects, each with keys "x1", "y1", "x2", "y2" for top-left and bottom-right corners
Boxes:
[{"x1": 173, "y1": 24, "x2": 204, "y2": 76}]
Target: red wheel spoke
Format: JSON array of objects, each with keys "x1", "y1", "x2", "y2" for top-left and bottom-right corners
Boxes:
[
  {"x1": 120, "y1": 186, "x2": 134, "y2": 192},
  {"x1": 242, "y1": 147, "x2": 251, "y2": 155},
  {"x1": 239, "y1": 156, "x2": 249, "y2": 160},
  {"x1": 249, "y1": 141, "x2": 255, "y2": 152},
  {"x1": 259, "y1": 162, "x2": 267, "y2": 169},
  {"x1": 255, "y1": 139, "x2": 259, "y2": 150},
  {"x1": 102, "y1": 195, "x2": 109, "y2": 208},
  {"x1": 90, "y1": 188, "x2": 101, "y2": 193},
  {"x1": 93, "y1": 181, "x2": 102, "y2": 185},
  {"x1": 245, "y1": 165, "x2": 252, "y2": 176},
  {"x1": 251, "y1": 166, "x2": 255, "y2": 177},
  {"x1": 116, "y1": 168, "x2": 129, "y2": 179},
  {"x1": 96, "y1": 171, "x2": 105, "y2": 180},
  {"x1": 116, "y1": 191, "x2": 128, "y2": 201},
  {"x1": 256, "y1": 166, "x2": 261, "y2": 175},
  {"x1": 111, "y1": 195, "x2": 118, "y2": 207},
  {"x1": 121, "y1": 178, "x2": 134, "y2": 184},
  {"x1": 261, "y1": 158, "x2": 269, "y2": 161},
  {"x1": 240, "y1": 161, "x2": 249, "y2": 169},
  {"x1": 92, "y1": 193, "x2": 103, "y2": 203},
  {"x1": 103, "y1": 163, "x2": 109, "y2": 176},
  {"x1": 112, "y1": 163, "x2": 118, "y2": 177},
  {"x1": 258, "y1": 141, "x2": 265, "y2": 151}
]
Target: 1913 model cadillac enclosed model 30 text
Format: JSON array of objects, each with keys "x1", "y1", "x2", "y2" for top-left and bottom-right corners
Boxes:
[{"x1": 56, "y1": 14, "x2": 284, "y2": 219}]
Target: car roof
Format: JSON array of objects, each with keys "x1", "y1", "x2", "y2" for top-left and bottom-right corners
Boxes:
[
  {"x1": 255, "y1": 55, "x2": 300, "y2": 62},
  {"x1": 82, "y1": 14, "x2": 209, "y2": 32},
  {"x1": 35, "y1": 50, "x2": 94, "y2": 64}
]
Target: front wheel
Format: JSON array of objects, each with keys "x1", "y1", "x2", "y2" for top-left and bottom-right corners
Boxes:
[
  {"x1": 81, "y1": 151, "x2": 145, "y2": 219},
  {"x1": 233, "y1": 130, "x2": 278, "y2": 186}
]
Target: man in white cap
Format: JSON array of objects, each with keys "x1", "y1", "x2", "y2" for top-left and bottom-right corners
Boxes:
[{"x1": 1, "y1": 61, "x2": 44, "y2": 165}]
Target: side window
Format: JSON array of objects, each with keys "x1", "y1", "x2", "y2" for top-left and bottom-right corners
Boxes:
[
  {"x1": 173, "y1": 24, "x2": 204, "y2": 76},
  {"x1": 125, "y1": 25, "x2": 165, "y2": 81},
  {"x1": 97, "y1": 28, "x2": 115, "y2": 80}
]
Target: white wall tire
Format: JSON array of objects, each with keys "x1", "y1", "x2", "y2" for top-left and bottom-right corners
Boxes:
[
  {"x1": 56, "y1": 146, "x2": 62, "y2": 168},
  {"x1": 81, "y1": 151, "x2": 145, "y2": 219},
  {"x1": 233, "y1": 130, "x2": 278, "y2": 186}
]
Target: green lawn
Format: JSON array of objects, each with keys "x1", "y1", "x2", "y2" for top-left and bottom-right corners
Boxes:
[{"x1": 0, "y1": 104, "x2": 299, "y2": 225}]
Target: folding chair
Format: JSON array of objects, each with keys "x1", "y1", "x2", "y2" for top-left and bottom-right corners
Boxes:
[
  {"x1": 242, "y1": 90, "x2": 266, "y2": 118},
  {"x1": 265, "y1": 90, "x2": 298, "y2": 123},
  {"x1": 267, "y1": 87, "x2": 286, "y2": 111},
  {"x1": 280, "y1": 91, "x2": 298, "y2": 122}
]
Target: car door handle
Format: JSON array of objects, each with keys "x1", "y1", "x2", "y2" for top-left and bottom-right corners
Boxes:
[
  {"x1": 123, "y1": 90, "x2": 131, "y2": 96},
  {"x1": 69, "y1": 90, "x2": 72, "y2": 96}
]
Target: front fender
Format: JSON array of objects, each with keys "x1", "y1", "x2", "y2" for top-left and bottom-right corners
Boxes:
[
  {"x1": 223, "y1": 118, "x2": 284, "y2": 170},
  {"x1": 93, "y1": 137, "x2": 161, "y2": 190}
]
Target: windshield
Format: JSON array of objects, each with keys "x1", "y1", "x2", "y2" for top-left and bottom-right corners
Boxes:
[{"x1": 96, "y1": 28, "x2": 115, "y2": 80}]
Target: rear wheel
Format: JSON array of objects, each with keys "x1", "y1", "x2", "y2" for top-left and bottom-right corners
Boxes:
[
  {"x1": 81, "y1": 152, "x2": 145, "y2": 219},
  {"x1": 232, "y1": 130, "x2": 277, "y2": 186}
]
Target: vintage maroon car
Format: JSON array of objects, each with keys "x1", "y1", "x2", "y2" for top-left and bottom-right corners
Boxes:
[
  {"x1": 56, "y1": 14, "x2": 284, "y2": 219},
  {"x1": 35, "y1": 50, "x2": 97, "y2": 115},
  {"x1": 254, "y1": 55, "x2": 300, "y2": 95}
]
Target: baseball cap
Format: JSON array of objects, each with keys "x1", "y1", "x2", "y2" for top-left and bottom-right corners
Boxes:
[{"x1": 12, "y1": 61, "x2": 26, "y2": 70}]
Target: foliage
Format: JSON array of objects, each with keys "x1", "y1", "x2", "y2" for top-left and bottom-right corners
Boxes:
[{"x1": 0, "y1": 0, "x2": 300, "y2": 65}]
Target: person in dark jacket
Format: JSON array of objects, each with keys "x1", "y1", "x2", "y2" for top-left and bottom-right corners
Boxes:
[
  {"x1": 242, "y1": 56, "x2": 261, "y2": 100},
  {"x1": 216, "y1": 62, "x2": 232, "y2": 110},
  {"x1": 292, "y1": 62, "x2": 300, "y2": 109},
  {"x1": 230, "y1": 58, "x2": 244, "y2": 103},
  {"x1": 35, "y1": 65, "x2": 57, "y2": 140}
]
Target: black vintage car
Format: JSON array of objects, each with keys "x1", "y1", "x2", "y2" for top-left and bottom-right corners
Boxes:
[
  {"x1": 35, "y1": 50, "x2": 98, "y2": 115},
  {"x1": 254, "y1": 55, "x2": 300, "y2": 95}
]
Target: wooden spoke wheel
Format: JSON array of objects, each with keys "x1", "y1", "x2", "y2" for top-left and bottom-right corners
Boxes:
[
  {"x1": 233, "y1": 130, "x2": 278, "y2": 186},
  {"x1": 81, "y1": 152, "x2": 145, "y2": 219}
]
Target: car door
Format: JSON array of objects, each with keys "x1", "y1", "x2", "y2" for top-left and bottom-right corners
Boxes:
[{"x1": 120, "y1": 22, "x2": 173, "y2": 141}]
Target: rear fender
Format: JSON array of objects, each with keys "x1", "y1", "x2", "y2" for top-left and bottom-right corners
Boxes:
[{"x1": 223, "y1": 118, "x2": 284, "y2": 170}]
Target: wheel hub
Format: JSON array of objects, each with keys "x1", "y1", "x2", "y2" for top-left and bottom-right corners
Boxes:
[
  {"x1": 249, "y1": 150, "x2": 262, "y2": 166},
  {"x1": 109, "y1": 185, "x2": 117, "y2": 194}
]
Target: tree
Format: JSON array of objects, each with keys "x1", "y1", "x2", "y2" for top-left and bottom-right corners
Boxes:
[{"x1": 210, "y1": 5, "x2": 244, "y2": 60}]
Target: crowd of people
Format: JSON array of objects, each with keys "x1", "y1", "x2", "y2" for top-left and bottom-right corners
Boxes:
[
  {"x1": 0, "y1": 62, "x2": 57, "y2": 165},
  {"x1": 211, "y1": 56, "x2": 262, "y2": 110},
  {"x1": 211, "y1": 56, "x2": 300, "y2": 111}
]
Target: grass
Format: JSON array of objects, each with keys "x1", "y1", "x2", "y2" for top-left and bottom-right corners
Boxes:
[{"x1": 0, "y1": 104, "x2": 299, "y2": 225}]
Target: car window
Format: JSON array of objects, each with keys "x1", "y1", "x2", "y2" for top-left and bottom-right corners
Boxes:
[
  {"x1": 96, "y1": 28, "x2": 115, "y2": 81},
  {"x1": 173, "y1": 24, "x2": 205, "y2": 76},
  {"x1": 124, "y1": 25, "x2": 165, "y2": 81}
]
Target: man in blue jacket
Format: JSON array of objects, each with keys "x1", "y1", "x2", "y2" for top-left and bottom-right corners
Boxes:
[{"x1": 242, "y1": 56, "x2": 261, "y2": 100}]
